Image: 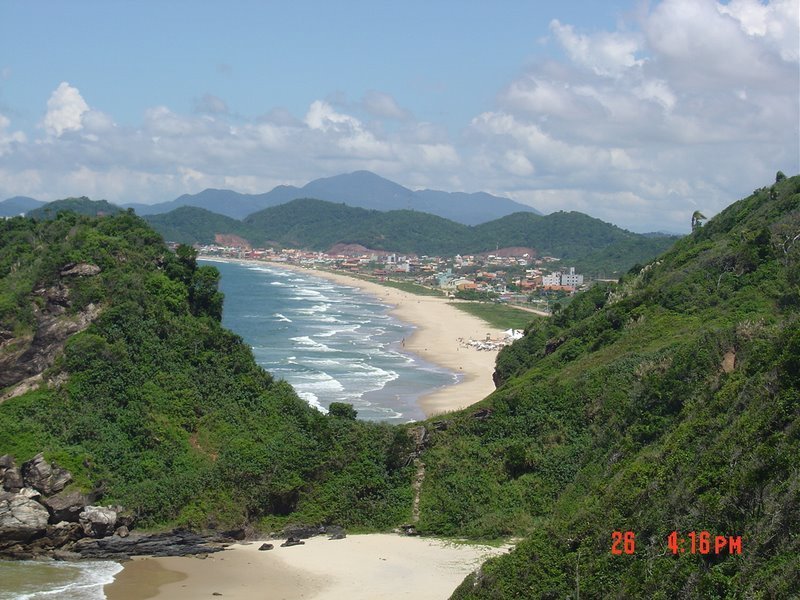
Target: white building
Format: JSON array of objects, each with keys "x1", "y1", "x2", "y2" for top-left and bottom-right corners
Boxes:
[{"x1": 561, "y1": 267, "x2": 584, "y2": 287}]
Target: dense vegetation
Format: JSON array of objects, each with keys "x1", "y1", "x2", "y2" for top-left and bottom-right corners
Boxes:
[
  {"x1": 0, "y1": 210, "x2": 414, "y2": 531},
  {"x1": 427, "y1": 175, "x2": 800, "y2": 597},
  {"x1": 141, "y1": 199, "x2": 677, "y2": 275}
]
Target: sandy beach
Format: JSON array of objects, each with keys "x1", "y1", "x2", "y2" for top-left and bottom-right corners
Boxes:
[
  {"x1": 205, "y1": 258, "x2": 506, "y2": 417},
  {"x1": 106, "y1": 534, "x2": 507, "y2": 600}
]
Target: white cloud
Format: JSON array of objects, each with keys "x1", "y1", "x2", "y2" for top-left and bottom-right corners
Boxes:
[
  {"x1": 550, "y1": 19, "x2": 644, "y2": 77},
  {"x1": 718, "y1": 0, "x2": 799, "y2": 61},
  {"x1": 0, "y1": 114, "x2": 26, "y2": 156},
  {"x1": 42, "y1": 82, "x2": 89, "y2": 137}
]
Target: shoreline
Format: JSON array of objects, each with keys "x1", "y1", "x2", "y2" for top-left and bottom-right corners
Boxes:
[
  {"x1": 105, "y1": 534, "x2": 508, "y2": 600},
  {"x1": 203, "y1": 257, "x2": 505, "y2": 418}
]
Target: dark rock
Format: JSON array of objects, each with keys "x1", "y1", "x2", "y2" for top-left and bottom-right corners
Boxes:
[
  {"x1": 71, "y1": 529, "x2": 226, "y2": 559},
  {"x1": 431, "y1": 420, "x2": 449, "y2": 431},
  {"x1": 46, "y1": 521, "x2": 84, "y2": 547},
  {"x1": 280, "y1": 537, "x2": 305, "y2": 547},
  {"x1": 279, "y1": 524, "x2": 325, "y2": 540},
  {"x1": 0, "y1": 494, "x2": 50, "y2": 541},
  {"x1": 408, "y1": 426, "x2": 428, "y2": 450},
  {"x1": 115, "y1": 526, "x2": 130, "y2": 538},
  {"x1": 258, "y1": 543, "x2": 274, "y2": 551},
  {"x1": 398, "y1": 524, "x2": 419, "y2": 536},
  {"x1": 42, "y1": 490, "x2": 89, "y2": 523},
  {"x1": 79, "y1": 506, "x2": 117, "y2": 538},
  {"x1": 219, "y1": 527, "x2": 247, "y2": 541},
  {"x1": 0, "y1": 455, "x2": 13, "y2": 470},
  {"x1": 471, "y1": 408, "x2": 493, "y2": 420},
  {"x1": 21, "y1": 453, "x2": 72, "y2": 495},
  {"x1": 327, "y1": 525, "x2": 346, "y2": 540},
  {"x1": 2, "y1": 467, "x2": 23, "y2": 493}
]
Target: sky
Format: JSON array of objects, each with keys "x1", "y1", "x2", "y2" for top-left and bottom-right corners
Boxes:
[{"x1": 0, "y1": 0, "x2": 797, "y2": 233}]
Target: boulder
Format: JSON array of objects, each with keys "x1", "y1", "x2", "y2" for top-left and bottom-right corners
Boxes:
[
  {"x1": 21, "y1": 454, "x2": 72, "y2": 495},
  {"x1": 79, "y1": 506, "x2": 117, "y2": 538},
  {"x1": 42, "y1": 490, "x2": 89, "y2": 523},
  {"x1": 258, "y1": 543, "x2": 274, "y2": 551},
  {"x1": 327, "y1": 525, "x2": 346, "y2": 540},
  {"x1": 2, "y1": 467, "x2": 23, "y2": 493},
  {"x1": 0, "y1": 494, "x2": 50, "y2": 541},
  {"x1": 280, "y1": 524, "x2": 325, "y2": 540},
  {"x1": 280, "y1": 537, "x2": 305, "y2": 547},
  {"x1": 44, "y1": 521, "x2": 84, "y2": 547},
  {"x1": 60, "y1": 263, "x2": 101, "y2": 277},
  {"x1": 115, "y1": 526, "x2": 130, "y2": 538}
]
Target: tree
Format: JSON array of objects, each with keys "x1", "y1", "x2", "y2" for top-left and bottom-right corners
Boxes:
[
  {"x1": 328, "y1": 402, "x2": 358, "y2": 420},
  {"x1": 189, "y1": 266, "x2": 224, "y2": 320},
  {"x1": 691, "y1": 211, "x2": 707, "y2": 231}
]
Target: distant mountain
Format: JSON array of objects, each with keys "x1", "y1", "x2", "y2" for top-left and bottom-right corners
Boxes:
[
  {"x1": 146, "y1": 198, "x2": 678, "y2": 274},
  {"x1": 127, "y1": 189, "x2": 270, "y2": 220},
  {"x1": 0, "y1": 196, "x2": 45, "y2": 216},
  {"x1": 126, "y1": 171, "x2": 541, "y2": 225},
  {"x1": 26, "y1": 197, "x2": 123, "y2": 220}
]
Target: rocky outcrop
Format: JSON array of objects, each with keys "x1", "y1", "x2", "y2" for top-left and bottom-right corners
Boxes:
[
  {"x1": 0, "y1": 260, "x2": 103, "y2": 398},
  {"x1": 41, "y1": 490, "x2": 91, "y2": 523},
  {"x1": 79, "y1": 506, "x2": 118, "y2": 538},
  {"x1": 21, "y1": 453, "x2": 72, "y2": 495},
  {"x1": 0, "y1": 493, "x2": 50, "y2": 541},
  {"x1": 69, "y1": 530, "x2": 226, "y2": 559},
  {"x1": 0, "y1": 453, "x2": 236, "y2": 560},
  {"x1": 59, "y1": 263, "x2": 101, "y2": 277}
]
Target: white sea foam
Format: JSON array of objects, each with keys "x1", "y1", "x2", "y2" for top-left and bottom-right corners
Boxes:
[
  {"x1": 315, "y1": 324, "x2": 361, "y2": 337},
  {"x1": 1, "y1": 560, "x2": 123, "y2": 600},
  {"x1": 274, "y1": 313, "x2": 293, "y2": 323},
  {"x1": 289, "y1": 336, "x2": 336, "y2": 352},
  {"x1": 270, "y1": 281, "x2": 286, "y2": 286}
]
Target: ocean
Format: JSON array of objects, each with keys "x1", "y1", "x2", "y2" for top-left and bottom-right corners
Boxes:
[
  {"x1": 207, "y1": 259, "x2": 457, "y2": 421},
  {"x1": 0, "y1": 561, "x2": 122, "y2": 600}
]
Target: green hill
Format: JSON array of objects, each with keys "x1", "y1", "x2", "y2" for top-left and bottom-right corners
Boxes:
[
  {"x1": 26, "y1": 197, "x2": 123, "y2": 220},
  {"x1": 408, "y1": 174, "x2": 799, "y2": 598},
  {"x1": 143, "y1": 206, "x2": 260, "y2": 245},
  {"x1": 0, "y1": 207, "x2": 414, "y2": 531}
]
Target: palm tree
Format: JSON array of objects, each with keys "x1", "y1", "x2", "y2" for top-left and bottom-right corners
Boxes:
[{"x1": 691, "y1": 210, "x2": 707, "y2": 231}]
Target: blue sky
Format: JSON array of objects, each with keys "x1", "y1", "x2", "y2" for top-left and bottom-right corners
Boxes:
[{"x1": 1, "y1": 0, "x2": 798, "y2": 232}]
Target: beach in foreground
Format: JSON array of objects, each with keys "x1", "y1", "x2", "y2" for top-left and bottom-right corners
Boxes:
[
  {"x1": 105, "y1": 534, "x2": 507, "y2": 600},
  {"x1": 206, "y1": 258, "x2": 507, "y2": 417}
]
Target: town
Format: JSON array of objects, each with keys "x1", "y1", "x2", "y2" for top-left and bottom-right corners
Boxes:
[{"x1": 195, "y1": 241, "x2": 595, "y2": 313}]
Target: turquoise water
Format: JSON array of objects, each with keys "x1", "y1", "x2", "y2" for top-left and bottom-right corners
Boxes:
[{"x1": 206, "y1": 259, "x2": 457, "y2": 421}]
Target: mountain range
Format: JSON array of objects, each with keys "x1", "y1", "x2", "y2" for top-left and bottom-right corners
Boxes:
[{"x1": 122, "y1": 170, "x2": 541, "y2": 224}]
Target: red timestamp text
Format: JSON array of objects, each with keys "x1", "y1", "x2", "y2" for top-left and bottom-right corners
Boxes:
[
  {"x1": 668, "y1": 531, "x2": 743, "y2": 555},
  {"x1": 611, "y1": 531, "x2": 635, "y2": 555}
]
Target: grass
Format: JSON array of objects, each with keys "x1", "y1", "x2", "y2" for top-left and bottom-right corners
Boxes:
[{"x1": 451, "y1": 301, "x2": 541, "y2": 330}]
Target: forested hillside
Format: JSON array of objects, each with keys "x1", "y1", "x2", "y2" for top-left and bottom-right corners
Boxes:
[
  {"x1": 409, "y1": 174, "x2": 800, "y2": 598},
  {"x1": 0, "y1": 210, "x2": 414, "y2": 531},
  {"x1": 142, "y1": 199, "x2": 677, "y2": 275}
]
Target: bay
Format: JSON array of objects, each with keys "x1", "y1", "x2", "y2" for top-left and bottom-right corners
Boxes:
[{"x1": 206, "y1": 259, "x2": 457, "y2": 421}]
